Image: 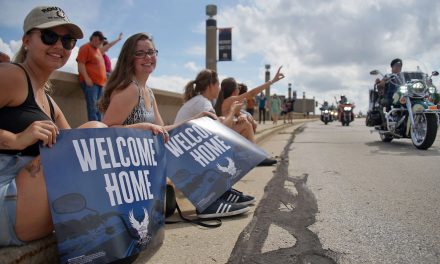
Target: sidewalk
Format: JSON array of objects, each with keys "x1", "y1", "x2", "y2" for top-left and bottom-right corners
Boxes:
[
  {"x1": 0, "y1": 119, "x2": 314, "y2": 264},
  {"x1": 146, "y1": 119, "x2": 314, "y2": 264}
]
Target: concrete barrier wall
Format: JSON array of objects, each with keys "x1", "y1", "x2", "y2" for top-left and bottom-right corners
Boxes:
[
  {"x1": 49, "y1": 70, "x2": 315, "y2": 128},
  {"x1": 49, "y1": 71, "x2": 184, "y2": 127}
]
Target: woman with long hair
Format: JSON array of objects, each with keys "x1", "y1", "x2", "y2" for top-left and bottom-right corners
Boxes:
[
  {"x1": 99, "y1": 33, "x2": 212, "y2": 139},
  {"x1": 0, "y1": 6, "x2": 105, "y2": 246},
  {"x1": 99, "y1": 33, "x2": 170, "y2": 139},
  {"x1": 213, "y1": 67, "x2": 284, "y2": 141},
  {"x1": 173, "y1": 67, "x2": 285, "y2": 218},
  {"x1": 174, "y1": 69, "x2": 238, "y2": 126}
]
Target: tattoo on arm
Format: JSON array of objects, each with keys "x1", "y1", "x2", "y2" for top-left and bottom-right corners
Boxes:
[{"x1": 24, "y1": 158, "x2": 42, "y2": 178}]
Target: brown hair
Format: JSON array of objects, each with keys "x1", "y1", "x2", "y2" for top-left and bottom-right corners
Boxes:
[
  {"x1": 238, "y1": 83, "x2": 247, "y2": 95},
  {"x1": 214, "y1": 77, "x2": 237, "y2": 116},
  {"x1": 183, "y1": 69, "x2": 218, "y2": 102},
  {"x1": 98, "y1": 33, "x2": 154, "y2": 112}
]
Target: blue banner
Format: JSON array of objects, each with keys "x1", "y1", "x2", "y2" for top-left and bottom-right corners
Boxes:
[
  {"x1": 40, "y1": 118, "x2": 267, "y2": 263},
  {"x1": 218, "y1": 28, "x2": 232, "y2": 61},
  {"x1": 165, "y1": 117, "x2": 267, "y2": 211},
  {"x1": 40, "y1": 128, "x2": 166, "y2": 264}
]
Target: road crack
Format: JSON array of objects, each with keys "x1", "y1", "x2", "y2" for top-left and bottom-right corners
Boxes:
[{"x1": 228, "y1": 126, "x2": 341, "y2": 264}]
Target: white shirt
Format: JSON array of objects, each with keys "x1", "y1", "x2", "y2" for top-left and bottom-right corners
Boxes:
[{"x1": 174, "y1": 95, "x2": 215, "y2": 124}]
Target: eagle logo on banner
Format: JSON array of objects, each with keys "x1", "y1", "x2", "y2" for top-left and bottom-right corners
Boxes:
[
  {"x1": 129, "y1": 207, "x2": 151, "y2": 246},
  {"x1": 217, "y1": 157, "x2": 240, "y2": 178}
]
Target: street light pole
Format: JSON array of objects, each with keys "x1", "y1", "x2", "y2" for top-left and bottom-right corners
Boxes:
[
  {"x1": 206, "y1": 5, "x2": 217, "y2": 72},
  {"x1": 265, "y1": 64, "x2": 271, "y2": 121}
]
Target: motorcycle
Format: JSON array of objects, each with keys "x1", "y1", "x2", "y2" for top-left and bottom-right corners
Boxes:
[
  {"x1": 320, "y1": 108, "x2": 332, "y2": 124},
  {"x1": 367, "y1": 66, "x2": 439, "y2": 150},
  {"x1": 427, "y1": 84, "x2": 440, "y2": 125},
  {"x1": 338, "y1": 102, "x2": 355, "y2": 126},
  {"x1": 320, "y1": 102, "x2": 333, "y2": 125}
]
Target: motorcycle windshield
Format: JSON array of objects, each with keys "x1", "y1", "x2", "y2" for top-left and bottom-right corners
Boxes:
[
  {"x1": 398, "y1": 59, "x2": 431, "y2": 85},
  {"x1": 403, "y1": 72, "x2": 426, "y2": 83}
]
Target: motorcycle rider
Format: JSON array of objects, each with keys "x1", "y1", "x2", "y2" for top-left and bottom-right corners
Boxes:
[
  {"x1": 338, "y1": 95, "x2": 347, "y2": 105},
  {"x1": 375, "y1": 58, "x2": 404, "y2": 111}
]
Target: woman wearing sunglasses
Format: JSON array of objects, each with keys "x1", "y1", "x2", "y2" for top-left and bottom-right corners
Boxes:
[{"x1": 0, "y1": 6, "x2": 105, "y2": 246}]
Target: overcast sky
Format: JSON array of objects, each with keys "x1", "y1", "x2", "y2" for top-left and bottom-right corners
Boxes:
[{"x1": 1, "y1": 0, "x2": 440, "y2": 113}]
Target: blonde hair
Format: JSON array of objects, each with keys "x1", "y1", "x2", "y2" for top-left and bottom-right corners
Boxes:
[{"x1": 13, "y1": 33, "x2": 52, "y2": 92}]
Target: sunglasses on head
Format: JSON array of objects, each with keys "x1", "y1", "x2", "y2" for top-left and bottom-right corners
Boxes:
[{"x1": 31, "y1": 29, "x2": 77, "y2": 50}]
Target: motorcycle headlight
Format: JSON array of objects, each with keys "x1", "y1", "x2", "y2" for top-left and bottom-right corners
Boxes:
[
  {"x1": 410, "y1": 82, "x2": 425, "y2": 94},
  {"x1": 324, "y1": 110, "x2": 329, "y2": 113},
  {"x1": 399, "y1": 85, "x2": 407, "y2": 94},
  {"x1": 344, "y1": 107, "x2": 352, "y2": 111},
  {"x1": 428, "y1": 86, "x2": 436, "y2": 94}
]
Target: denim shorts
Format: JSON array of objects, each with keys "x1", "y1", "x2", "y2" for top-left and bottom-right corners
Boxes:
[{"x1": 0, "y1": 154, "x2": 34, "y2": 246}]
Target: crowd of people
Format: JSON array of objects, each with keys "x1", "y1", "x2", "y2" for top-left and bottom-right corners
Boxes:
[{"x1": 0, "y1": 5, "x2": 295, "y2": 248}]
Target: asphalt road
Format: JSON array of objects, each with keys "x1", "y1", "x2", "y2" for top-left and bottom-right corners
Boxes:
[
  {"x1": 229, "y1": 118, "x2": 440, "y2": 263},
  {"x1": 147, "y1": 118, "x2": 440, "y2": 264},
  {"x1": 281, "y1": 118, "x2": 440, "y2": 263}
]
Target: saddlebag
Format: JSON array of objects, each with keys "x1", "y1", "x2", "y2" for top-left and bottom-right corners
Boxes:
[{"x1": 366, "y1": 110, "x2": 382, "y2": 126}]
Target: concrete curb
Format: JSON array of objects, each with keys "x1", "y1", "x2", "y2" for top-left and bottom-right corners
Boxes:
[{"x1": 0, "y1": 119, "x2": 315, "y2": 264}]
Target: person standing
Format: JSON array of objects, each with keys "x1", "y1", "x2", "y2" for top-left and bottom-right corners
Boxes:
[
  {"x1": 100, "y1": 32, "x2": 123, "y2": 76},
  {"x1": 270, "y1": 93, "x2": 281, "y2": 124},
  {"x1": 284, "y1": 95, "x2": 295, "y2": 124},
  {"x1": 257, "y1": 92, "x2": 267, "y2": 124},
  {"x1": 76, "y1": 31, "x2": 107, "y2": 121}
]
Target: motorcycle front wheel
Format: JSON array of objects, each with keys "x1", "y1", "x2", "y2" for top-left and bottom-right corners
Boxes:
[{"x1": 410, "y1": 113, "x2": 438, "y2": 150}]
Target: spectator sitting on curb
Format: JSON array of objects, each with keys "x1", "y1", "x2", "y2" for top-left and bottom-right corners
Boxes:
[
  {"x1": 213, "y1": 67, "x2": 285, "y2": 166},
  {"x1": 0, "y1": 5, "x2": 106, "y2": 247},
  {"x1": 174, "y1": 69, "x2": 256, "y2": 219},
  {"x1": 214, "y1": 78, "x2": 256, "y2": 143},
  {"x1": 238, "y1": 83, "x2": 257, "y2": 133},
  {"x1": 98, "y1": 33, "x2": 213, "y2": 139},
  {"x1": 98, "y1": 33, "x2": 216, "y2": 221}
]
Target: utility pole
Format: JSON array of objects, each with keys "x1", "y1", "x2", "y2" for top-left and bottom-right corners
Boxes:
[
  {"x1": 206, "y1": 5, "x2": 217, "y2": 71},
  {"x1": 313, "y1": 96, "x2": 316, "y2": 116},
  {"x1": 303, "y1": 91, "x2": 306, "y2": 118}
]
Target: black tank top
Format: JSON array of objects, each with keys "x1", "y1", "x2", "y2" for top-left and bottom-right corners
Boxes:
[{"x1": 0, "y1": 63, "x2": 55, "y2": 156}]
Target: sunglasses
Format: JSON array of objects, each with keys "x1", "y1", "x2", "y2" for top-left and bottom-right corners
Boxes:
[{"x1": 31, "y1": 30, "x2": 77, "y2": 50}]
